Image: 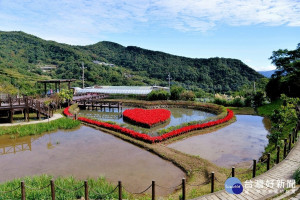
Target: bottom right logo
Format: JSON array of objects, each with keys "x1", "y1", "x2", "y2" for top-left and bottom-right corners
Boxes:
[{"x1": 225, "y1": 177, "x2": 243, "y2": 194}]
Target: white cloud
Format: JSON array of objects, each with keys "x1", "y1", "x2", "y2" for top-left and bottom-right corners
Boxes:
[{"x1": 0, "y1": 0, "x2": 299, "y2": 41}]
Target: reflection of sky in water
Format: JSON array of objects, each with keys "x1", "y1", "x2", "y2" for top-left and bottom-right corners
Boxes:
[
  {"x1": 0, "y1": 126, "x2": 184, "y2": 196},
  {"x1": 79, "y1": 107, "x2": 215, "y2": 135},
  {"x1": 169, "y1": 115, "x2": 270, "y2": 167}
]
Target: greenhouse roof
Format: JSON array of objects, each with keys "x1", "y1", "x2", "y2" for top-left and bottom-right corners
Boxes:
[{"x1": 75, "y1": 86, "x2": 166, "y2": 95}]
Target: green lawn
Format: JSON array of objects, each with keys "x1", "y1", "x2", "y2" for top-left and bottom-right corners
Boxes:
[{"x1": 257, "y1": 99, "x2": 283, "y2": 116}]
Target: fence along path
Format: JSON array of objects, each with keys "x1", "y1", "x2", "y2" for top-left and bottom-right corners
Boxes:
[{"x1": 192, "y1": 135, "x2": 300, "y2": 200}]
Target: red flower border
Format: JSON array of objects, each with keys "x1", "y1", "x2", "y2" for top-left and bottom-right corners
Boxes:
[
  {"x1": 123, "y1": 108, "x2": 171, "y2": 128},
  {"x1": 64, "y1": 107, "x2": 234, "y2": 143}
]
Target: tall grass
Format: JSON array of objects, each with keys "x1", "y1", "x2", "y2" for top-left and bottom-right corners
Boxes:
[
  {"x1": 0, "y1": 118, "x2": 81, "y2": 137},
  {"x1": 0, "y1": 175, "x2": 127, "y2": 200}
]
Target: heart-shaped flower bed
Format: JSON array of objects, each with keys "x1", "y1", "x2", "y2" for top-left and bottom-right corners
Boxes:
[
  {"x1": 123, "y1": 108, "x2": 171, "y2": 128},
  {"x1": 64, "y1": 106, "x2": 234, "y2": 143}
]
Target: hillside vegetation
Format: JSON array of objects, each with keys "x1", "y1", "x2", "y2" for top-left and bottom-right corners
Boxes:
[{"x1": 0, "y1": 31, "x2": 263, "y2": 95}]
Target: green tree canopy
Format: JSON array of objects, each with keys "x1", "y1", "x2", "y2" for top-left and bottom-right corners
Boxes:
[{"x1": 267, "y1": 43, "x2": 300, "y2": 99}]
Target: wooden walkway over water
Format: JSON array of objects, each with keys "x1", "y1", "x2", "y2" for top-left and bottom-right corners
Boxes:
[
  {"x1": 73, "y1": 94, "x2": 122, "y2": 111},
  {"x1": 0, "y1": 97, "x2": 53, "y2": 123},
  {"x1": 193, "y1": 137, "x2": 300, "y2": 200}
]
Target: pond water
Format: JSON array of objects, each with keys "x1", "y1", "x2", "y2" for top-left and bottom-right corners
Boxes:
[
  {"x1": 0, "y1": 126, "x2": 185, "y2": 196},
  {"x1": 79, "y1": 107, "x2": 215, "y2": 136},
  {"x1": 168, "y1": 115, "x2": 271, "y2": 167}
]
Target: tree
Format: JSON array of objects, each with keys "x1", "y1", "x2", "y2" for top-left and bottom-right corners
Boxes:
[{"x1": 267, "y1": 44, "x2": 300, "y2": 99}]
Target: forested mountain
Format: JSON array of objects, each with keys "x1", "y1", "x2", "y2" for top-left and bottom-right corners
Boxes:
[{"x1": 0, "y1": 31, "x2": 263, "y2": 95}]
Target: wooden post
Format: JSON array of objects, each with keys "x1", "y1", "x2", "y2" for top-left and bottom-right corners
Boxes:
[
  {"x1": 276, "y1": 145, "x2": 280, "y2": 164},
  {"x1": 182, "y1": 178, "x2": 186, "y2": 200},
  {"x1": 10, "y1": 109, "x2": 14, "y2": 123},
  {"x1": 211, "y1": 172, "x2": 214, "y2": 193},
  {"x1": 252, "y1": 160, "x2": 256, "y2": 178},
  {"x1": 118, "y1": 181, "x2": 122, "y2": 200},
  {"x1": 284, "y1": 138, "x2": 287, "y2": 158},
  {"x1": 288, "y1": 134, "x2": 292, "y2": 151},
  {"x1": 21, "y1": 181, "x2": 25, "y2": 200},
  {"x1": 50, "y1": 180, "x2": 55, "y2": 200},
  {"x1": 232, "y1": 167, "x2": 235, "y2": 177},
  {"x1": 84, "y1": 180, "x2": 88, "y2": 200},
  {"x1": 152, "y1": 180, "x2": 155, "y2": 200},
  {"x1": 267, "y1": 153, "x2": 270, "y2": 170},
  {"x1": 292, "y1": 131, "x2": 295, "y2": 144}
]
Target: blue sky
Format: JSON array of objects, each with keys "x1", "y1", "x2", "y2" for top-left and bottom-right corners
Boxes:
[{"x1": 0, "y1": 0, "x2": 299, "y2": 71}]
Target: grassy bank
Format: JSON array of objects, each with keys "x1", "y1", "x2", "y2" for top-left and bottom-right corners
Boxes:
[
  {"x1": 0, "y1": 175, "x2": 126, "y2": 200},
  {"x1": 257, "y1": 99, "x2": 283, "y2": 116},
  {"x1": 0, "y1": 117, "x2": 81, "y2": 137}
]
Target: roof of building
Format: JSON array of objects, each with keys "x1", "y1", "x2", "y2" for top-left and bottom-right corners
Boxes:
[{"x1": 75, "y1": 86, "x2": 168, "y2": 95}]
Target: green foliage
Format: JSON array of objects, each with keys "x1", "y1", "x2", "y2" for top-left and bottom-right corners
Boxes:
[
  {"x1": 147, "y1": 89, "x2": 170, "y2": 101},
  {"x1": 170, "y1": 85, "x2": 185, "y2": 100},
  {"x1": 257, "y1": 99, "x2": 283, "y2": 116},
  {"x1": 0, "y1": 31, "x2": 263, "y2": 94},
  {"x1": 58, "y1": 89, "x2": 73, "y2": 103},
  {"x1": 231, "y1": 97, "x2": 245, "y2": 107},
  {"x1": 267, "y1": 95, "x2": 299, "y2": 145},
  {"x1": 0, "y1": 175, "x2": 126, "y2": 200},
  {"x1": 0, "y1": 117, "x2": 80, "y2": 137},
  {"x1": 253, "y1": 91, "x2": 265, "y2": 107},
  {"x1": 266, "y1": 43, "x2": 300, "y2": 99},
  {"x1": 293, "y1": 168, "x2": 300, "y2": 184},
  {"x1": 180, "y1": 90, "x2": 196, "y2": 101}
]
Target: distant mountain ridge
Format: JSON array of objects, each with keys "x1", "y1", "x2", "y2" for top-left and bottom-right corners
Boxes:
[
  {"x1": 0, "y1": 31, "x2": 263, "y2": 94},
  {"x1": 258, "y1": 70, "x2": 276, "y2": 78}
]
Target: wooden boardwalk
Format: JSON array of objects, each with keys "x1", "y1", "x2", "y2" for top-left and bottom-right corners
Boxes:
[{"x1": 193, "y1": 138, "x2": 300, "y2": 200}]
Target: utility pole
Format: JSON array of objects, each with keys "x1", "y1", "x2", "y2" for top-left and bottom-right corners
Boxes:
[
  {"x1": 167, "y1": 73, "x2": 172, "y2": 89},
  {"x1": 82, "y1": 62, "x2": 85, "y2": 89}
]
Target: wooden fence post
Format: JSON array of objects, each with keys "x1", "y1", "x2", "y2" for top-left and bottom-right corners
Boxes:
[
  {"x1": 284, "y1": 138, "x2": 287, "y2": 158},
  {"x1": 84, "y1": 180, "x2": 88, "y2": 200},
  {"x1": 182, "y1": 178, "x2": 186, "y2": 200},
  {"x1": 152, "y1": 181, "x2": 155, "y2": 200},
  {"x1": 252, "y1": 160, "x2": 256, "y2": 178},
  {"x1": 289, "y1": 133, "x2": 292, "y2": 151},
  {"x1": 21, "y1": 181, "x2": 25, "y2": 200},
  {"x1": 211, "y1": 172, "x2": 214, "y2": 193},
  {"x1": 232, "y1": 167, "x2": 235, "y2": 177},
  {"x1": 267, "y1": 153, "x2": 270, "y2": 170},
  {"x1": 276, "y1": 145, "x2": 280, "y2": 164},
  {"x1": 118, "y1": 181, "x2": 122, "y2": 200},
  {"x1": 50, "y1": 180, "x2": 55, "y2": 200}
]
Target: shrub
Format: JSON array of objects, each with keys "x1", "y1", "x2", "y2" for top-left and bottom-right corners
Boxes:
[
  {"x1": 231, "y1": 97, "x2": 245, "y2": 107},
  {"x1": 214, "y1": 98, "x2": 227, "y2": 105},
  {"x1": 170, "y1": 86, "x2": 185, "y2": 100},
  {"x1": 180, "y1": 90, "x2": 196, "y2": 101},
  {"x1": 293, "y1": 168, "x2": 300, "y2": 184},
  {"x1": 147, "y1": 90, "x2": 170, "y2": 101}
]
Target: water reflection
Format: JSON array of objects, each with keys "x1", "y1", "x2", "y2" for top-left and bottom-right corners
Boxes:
[
  {"x1": 168, "y1": 115, "x2": 271, "y2": 167},
  {"x1": 0, "y1": 126, "x2": 185, "y2": 196}
]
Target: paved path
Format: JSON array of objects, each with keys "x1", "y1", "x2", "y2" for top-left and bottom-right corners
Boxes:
[
  {"x1": 193, "y1": 137, "x2": 300, "y2": 200},
  {"x1": 0, "y1": 114, "x2": 63, "y2": 127}
]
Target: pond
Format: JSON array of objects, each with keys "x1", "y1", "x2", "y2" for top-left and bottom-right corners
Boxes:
[
  {"x1": 79, "y1": 107, "x2": 215, "y2": 136},
  {"x1": 168, "y1": 115, "x2": 271, "y2": 167},
  {"x1": 0, "y1": 126, "x2": 185, "y2": 196}
]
